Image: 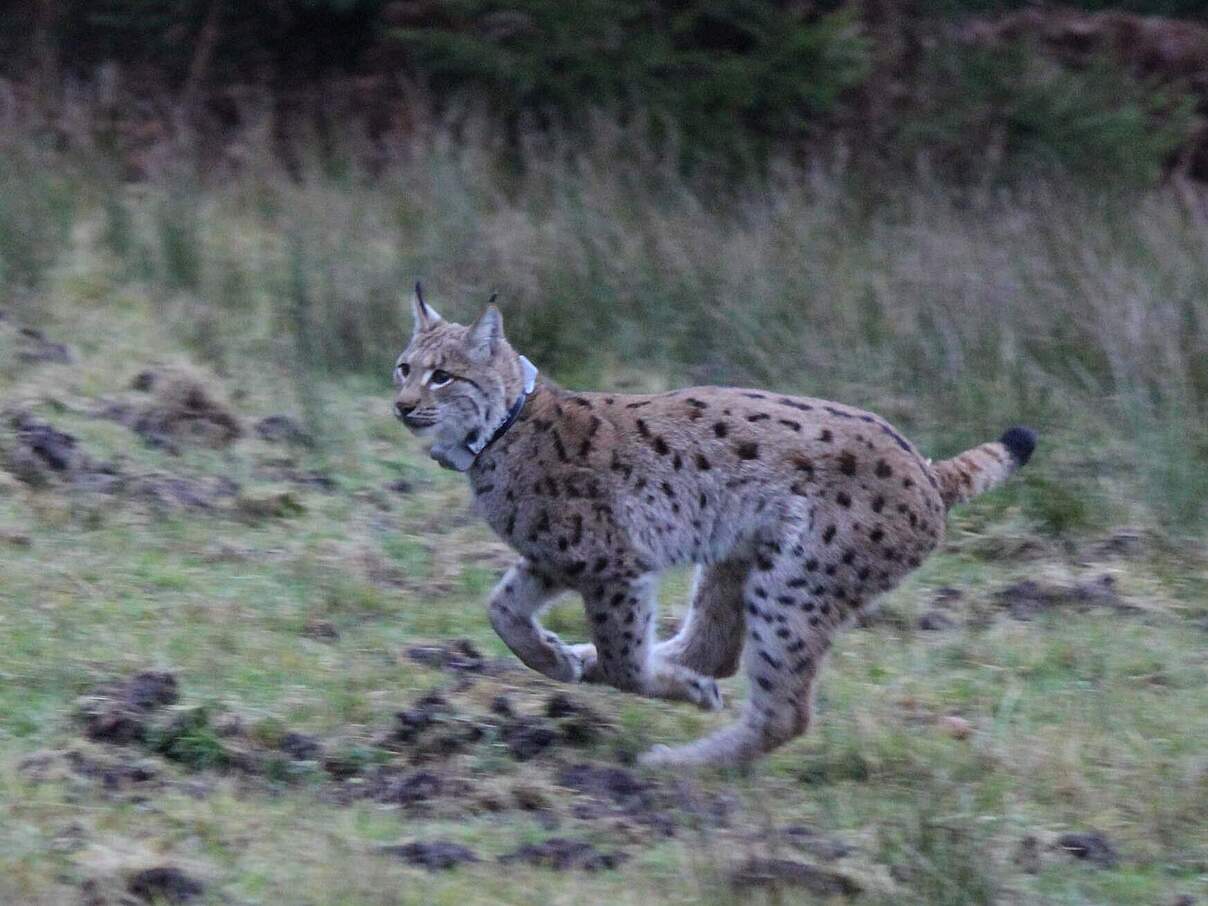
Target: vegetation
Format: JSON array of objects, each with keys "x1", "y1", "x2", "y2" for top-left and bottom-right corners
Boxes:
[
  {"x1": 1, "y1": 110, "x2": 1207, "y2": 902},
  {"x1": 1, "y1": 2, "x2": 1207, "y2": 903},
  {"x1": 5, "y1": 1, "x2": 1202, "y2": 180}
]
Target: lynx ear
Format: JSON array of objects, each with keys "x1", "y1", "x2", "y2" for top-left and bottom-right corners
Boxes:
[
  {"x1": 410, "y1": 282, "x2": 442, "y2": 335},
  {"x1": 465, "y1": 300, "x2": 503, "y2": 362}
]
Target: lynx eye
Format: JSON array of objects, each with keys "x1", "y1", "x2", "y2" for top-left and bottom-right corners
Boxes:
[
  {"x1": 398, "y1": 363, "x2": 411, "y2": 377},
  {"x1": 429, "y1": 369, "x2": 452, "y2": 388}
]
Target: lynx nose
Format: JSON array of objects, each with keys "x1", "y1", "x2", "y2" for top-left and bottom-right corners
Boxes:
[{"x1": 395, "y1": 401, "x2": 415, "y2": 421}]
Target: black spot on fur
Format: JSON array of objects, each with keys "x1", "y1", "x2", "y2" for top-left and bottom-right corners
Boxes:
[
  {"x1": 653, "y1": 436, "x2": 670, "y2": 455},
  {"x1": 636, "y1": 419, "x2": 650, "y2": 438},
  {"x1": 713, "y1": 422, "x2": 729, "y2": 438},
  {"x1": 875, "y1": 460, "x2": 893, "y2": 478},
  {"x1": 747, "y1": 413, "x2": 770, "y2": 422},
  {"x1": 837, "y1": 451, "x2": 857, "y2": 476},
  {"x1": 661, "y1": 480, "x2": 675, "y2": 498},
  {"x1": 819, "y1": 429, "x2": 833, "y2": 443},
  {"x1": 872, "y1": 496, "x2": 886, "y2": 513},
  {"x1": 687, "y1": 398, "x2": 708, "y2": 409},
  {"x1": 822, "y1": 525, "x2": 836, "y2": 544},
  {"x1": 779, "y1": 398, "x2": 813, "y2": 412},
  {"x1": 626, "y1": 401, "x2": 650, "y2": 409},
  {"x1": 756, "y1": 677, "x2": 774, "y2": 692},
  {"x1": 836, "y1": 491, "x2": 852, "y2": 508},
  {"x1": 779, "y1": 419, "x2": 801, "y2": 431},
  {"x1": 791, "y1": 456, "x2": 815, "y2": 478},
  {"x1": 735, "y1": 442, "x2": 759, "y2": 460},
  {"x1": 759, "y1": 651, "x2": 783, "y2": 669}
]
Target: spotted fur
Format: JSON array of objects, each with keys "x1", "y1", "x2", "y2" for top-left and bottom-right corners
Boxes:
[{"x1": 393, "y1": 290, "x2": 1038, "y2": 767}]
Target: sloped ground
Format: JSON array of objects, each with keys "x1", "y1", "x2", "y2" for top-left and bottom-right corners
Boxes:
[{"x1": 1, "y1": 303, "x2": 1206, "y2": 906}]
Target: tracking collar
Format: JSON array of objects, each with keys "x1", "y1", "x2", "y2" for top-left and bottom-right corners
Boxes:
[{"x1": 466, "y1": 355, "x2": 538, "y2": 458}]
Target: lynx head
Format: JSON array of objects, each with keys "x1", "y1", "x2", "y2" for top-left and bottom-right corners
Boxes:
[{"x1": 393, "y1": 284, "x2": 537, "y2": 472}]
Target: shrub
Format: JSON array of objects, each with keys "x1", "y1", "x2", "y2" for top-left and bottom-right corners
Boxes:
[
  {"x1": 898, "y1": 41, "x2": 1197, "y2": 185},
  {"x1": 389, "y1": 1, "x2": 871, "y2": 160}
]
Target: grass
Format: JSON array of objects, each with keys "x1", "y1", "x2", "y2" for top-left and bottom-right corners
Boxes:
[{"x1": 0, "y1": 121, "x2": 1207, "y2": 904}]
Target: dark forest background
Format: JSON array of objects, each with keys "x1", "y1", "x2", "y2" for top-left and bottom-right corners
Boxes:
[{"x1": 5, "y1": 0, "x2": 1208, "y2": 183}]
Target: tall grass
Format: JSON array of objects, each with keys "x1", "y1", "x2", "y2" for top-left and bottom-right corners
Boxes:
[{"x1": 2, "y1": 116, "x2": 1206, "y2": 531}]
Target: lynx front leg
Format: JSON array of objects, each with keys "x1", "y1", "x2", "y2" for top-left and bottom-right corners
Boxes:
[
  {"x1": 488, "y1": 560, "x2": 591, "y2": 683},
  {"x1": 585, "y1": 575, "x2": 723, "y2": 711}
]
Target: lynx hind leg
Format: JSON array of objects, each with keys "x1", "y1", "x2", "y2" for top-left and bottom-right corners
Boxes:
[
  {"x1": 488, "y1": 561, "x2": 590, "y2": 683},
  {"x1": 655, "y1": 560, "x2": 748, "y2": 678},
  {"x1": 586, "y1": 575, "x2": 723, "y2": 711},
  {"x1": 642, "y1": 537, "x2": 858, "y2": 767}
]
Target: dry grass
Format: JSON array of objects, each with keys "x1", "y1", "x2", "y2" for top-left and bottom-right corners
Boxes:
[
  {"x1": 1, "y1": 115, "x2": 1207, "y2": 905},
  {"x1": 4, "y1": 113, "x2": 1204, "y2": 528}
]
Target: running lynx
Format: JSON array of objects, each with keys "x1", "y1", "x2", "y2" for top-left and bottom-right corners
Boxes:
[{"x1": 392, "y1": 286, "x2": 1036, "y2": 767}]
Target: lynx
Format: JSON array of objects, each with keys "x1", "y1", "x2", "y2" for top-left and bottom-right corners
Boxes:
[{"x1": 392, "y1": 286, "x2": 1036, "y2": 767}]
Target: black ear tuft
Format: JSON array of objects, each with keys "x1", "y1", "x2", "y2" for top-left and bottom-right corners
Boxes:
[{"x1": 999, "y1": 426, "x2": 1037, "y2": 467}]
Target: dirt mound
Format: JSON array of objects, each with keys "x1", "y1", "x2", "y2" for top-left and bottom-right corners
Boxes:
[
  {"x1": 379, "y1": 841, "x2": 480, "y2": 871},
  {"x1": 126, "y1": 366, "x2": 242, "y2": 451},
  {"x1": 729, "y1": 857, "x2": 862, "y2": 897},
  {"x1": 499, "y1": 837, "x2": 629, "y2": 871},
  {"x1": 77, "y1": 671, "x2": 179, "y2": 744},
  {"x1": 1, "y1": 410, "x2": 242, "y2": 508},
  {"x1": 127, "y1": 866, "x2": 205, "y2": 903},
  {"x1": 991, "y1": 574, "x2": 1132, "y2": 620},
  {"x1": 1, "y1": 412, "x2": 122, "y2": 492},
  {"x1": 1056, "y1": 831, "x2": 1120, "y2": 869}
]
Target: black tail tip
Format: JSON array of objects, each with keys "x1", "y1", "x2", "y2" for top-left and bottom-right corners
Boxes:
[{"x1": 1000, "y1": 426, "x2": 1037, "y2": 467}]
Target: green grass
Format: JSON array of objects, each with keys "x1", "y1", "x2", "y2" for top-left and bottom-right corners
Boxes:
[{"x1": 1, "y1": 130, "x2": 1207, "y2": 904}]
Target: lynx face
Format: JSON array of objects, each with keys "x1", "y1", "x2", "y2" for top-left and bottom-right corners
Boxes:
[{"x1": 392, "y1": 286, "x2": 531, "y2": 472}]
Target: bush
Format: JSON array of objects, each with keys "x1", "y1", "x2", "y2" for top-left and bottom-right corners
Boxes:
[
  {"x1": 898, "y1": 42, "x2": 1197, "y2": 185},
  {"x1": 368, "y1": 1, "x2": 869, "y2": 160}
]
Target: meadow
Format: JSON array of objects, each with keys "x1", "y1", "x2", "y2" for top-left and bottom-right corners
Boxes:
[{"x1": 1, "y1": 119, "x2": 1207, "y2": 904}]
